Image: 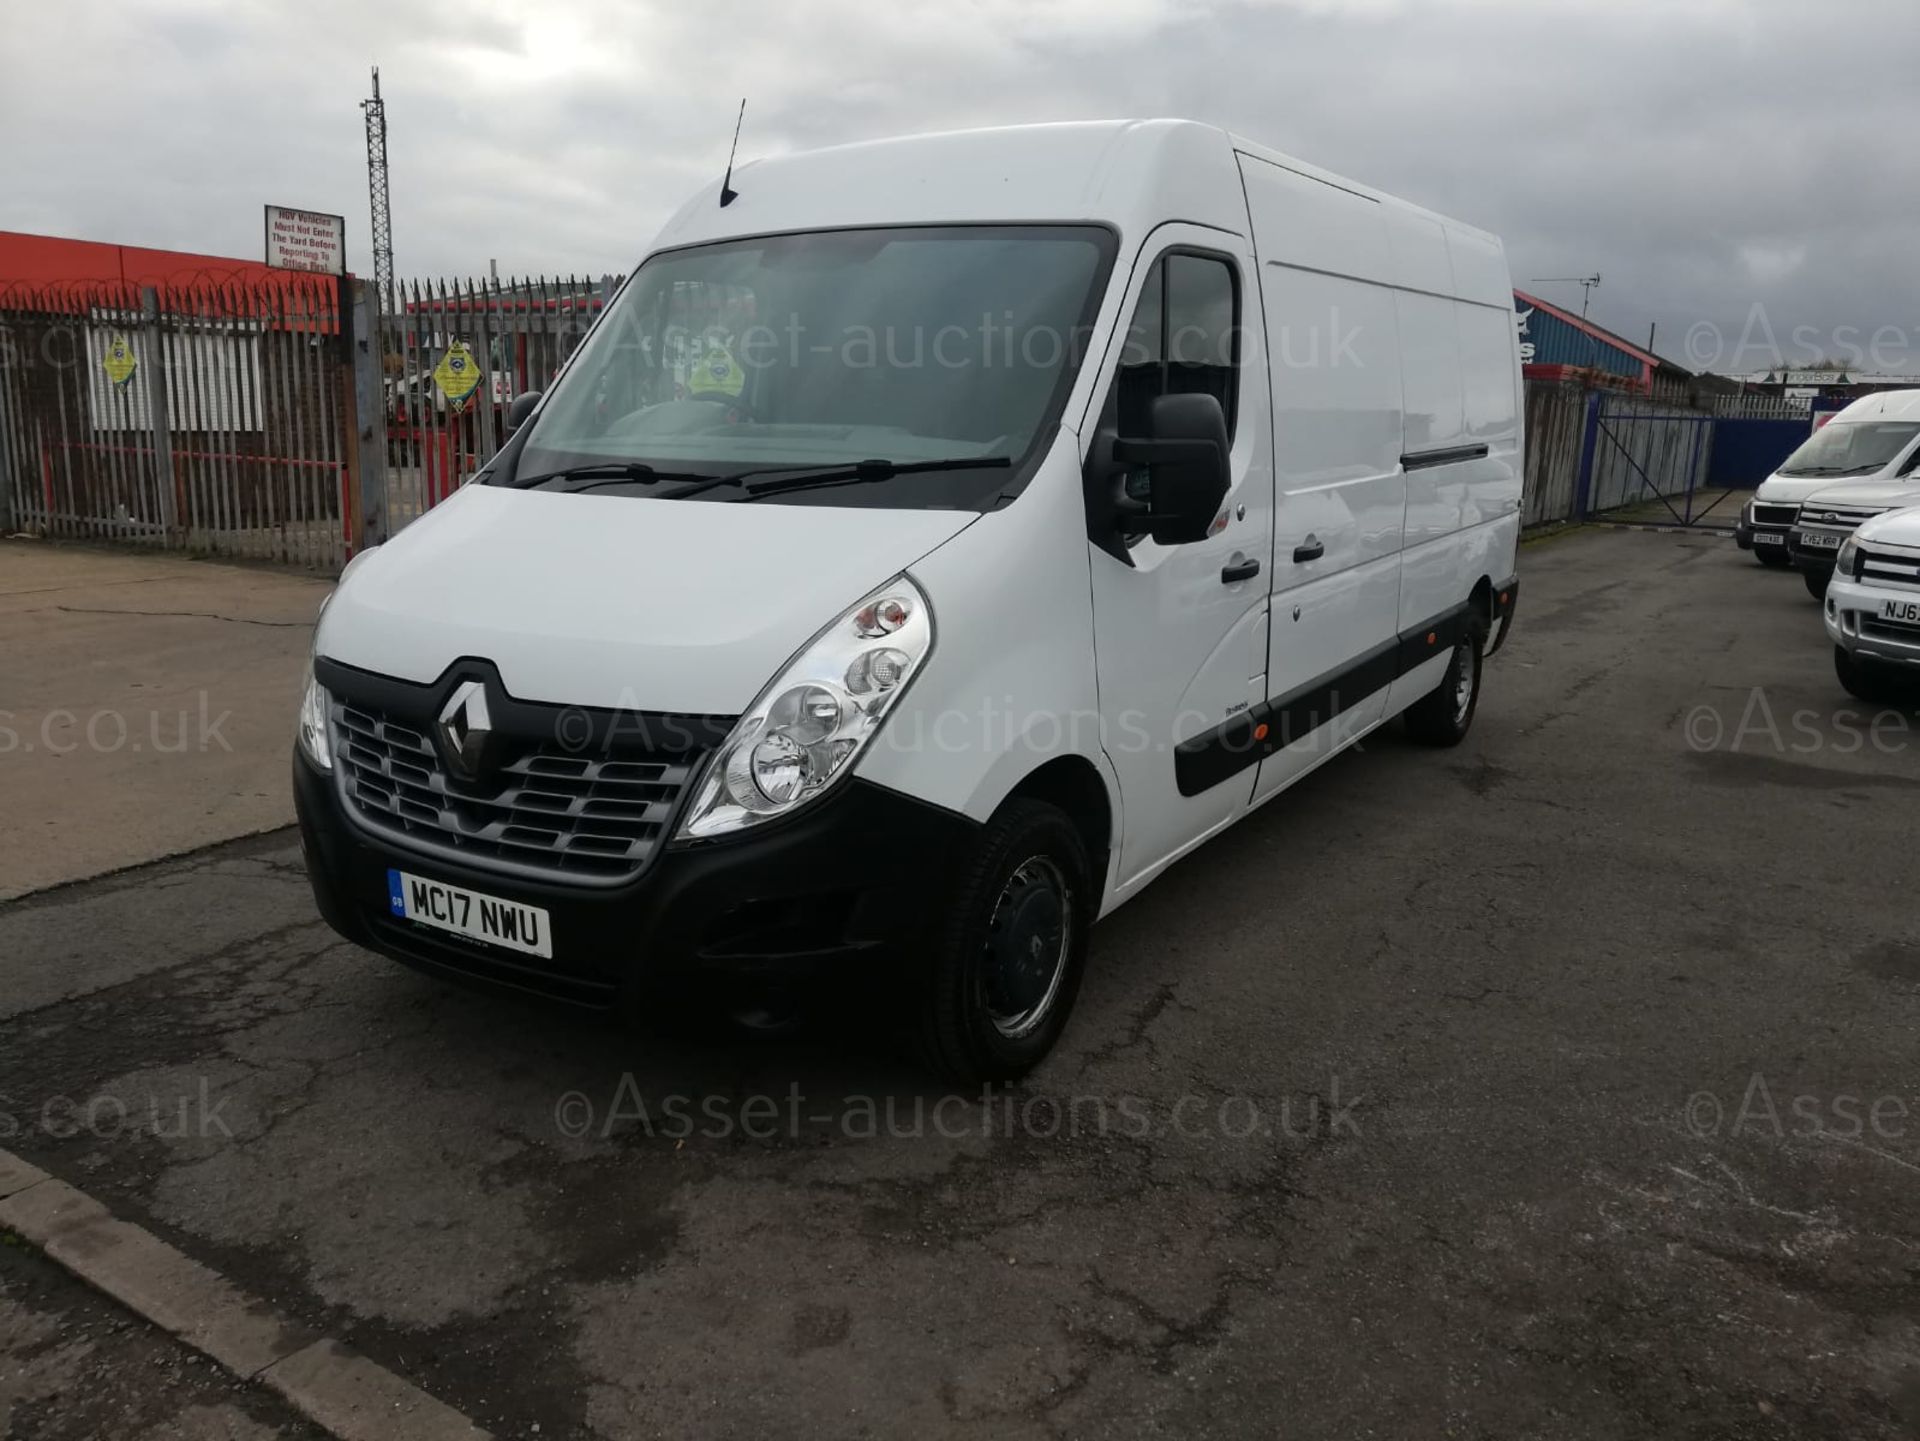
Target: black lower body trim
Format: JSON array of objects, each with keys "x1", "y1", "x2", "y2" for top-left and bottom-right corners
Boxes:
[{"x1": 1174, "y1": 596, "x2": 1488, "y2": 797}]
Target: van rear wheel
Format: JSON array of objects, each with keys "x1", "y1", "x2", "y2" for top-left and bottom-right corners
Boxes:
[
  {"x1": 1403, "y1": 618, "x2": 1486, "y2": 747},
  {"x1": 914, "y1": 799, "x2": 1092, "y2": 1084}
]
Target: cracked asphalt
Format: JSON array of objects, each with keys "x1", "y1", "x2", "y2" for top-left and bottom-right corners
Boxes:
[{"x1": 4, "y1": 528, "x2": 1920, "y2": 1438}]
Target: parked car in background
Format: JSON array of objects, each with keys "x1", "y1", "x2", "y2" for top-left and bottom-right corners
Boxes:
[
  {"x1": 1825, "y1": 504, "x2": 1920, "y2": 701},
  {"x1": 293, "y1": 120, "x2": 1524, "y2": 1083},
  {"x1": 1791, "y1": 475, "x2": 1920, "y2": 599},
  {"x1": 1736, "y1": 390, "x2": 1920, "y2": 579}
]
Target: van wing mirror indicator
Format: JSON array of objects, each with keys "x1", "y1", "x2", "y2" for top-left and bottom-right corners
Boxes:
[
  {"x1": 1104, "y1": 392, "x2": 1231, "y2": 548},
  {"x1": 506, "y1": 389, "x2": 541, "y2": 434}
]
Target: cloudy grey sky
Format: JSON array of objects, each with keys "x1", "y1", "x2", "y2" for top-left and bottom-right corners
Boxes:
[{"x1": 4, "y1": 0, "x2": 1917, "y2": 374}]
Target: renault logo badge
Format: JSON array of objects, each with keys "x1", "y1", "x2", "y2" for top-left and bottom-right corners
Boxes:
[{"x1": 437, "y1": 679, "x2": 495, "y2": 780}]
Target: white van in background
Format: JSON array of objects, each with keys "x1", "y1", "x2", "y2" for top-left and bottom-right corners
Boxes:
[
  {"x1": 293, "y1": 121, "x2": 1524, "y2": 1082},
  {"x1": 1739, "y1": 390, "x2": 1920, "y2": 591}
]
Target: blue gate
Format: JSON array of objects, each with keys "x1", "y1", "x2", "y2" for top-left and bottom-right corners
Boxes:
[{"x1": 1577, "y1": 395, "x2": 1721, "y2": 526}]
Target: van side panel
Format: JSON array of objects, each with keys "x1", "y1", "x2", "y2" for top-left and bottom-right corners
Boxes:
[
  {"x1": 1396, "y1": 260, "x2": 1523, "y2": 638},
  {"x1": 1257, "y1": 265, "x2": 1406, "y2": 693},
  {"x1": 1442, "y1": 224, "x2": 1516, "y2": 309},
  {"x1": 1237, "y1": 154, "x2": 1408, "y2": 801}
]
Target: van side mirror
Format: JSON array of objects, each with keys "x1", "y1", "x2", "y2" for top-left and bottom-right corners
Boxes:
[
  {"x1": 506, "y1": 390, "x2": 541, "y2": 433},
  {"x1": 1110, "y1": 393, "x2": 1231, "y2": 547}
]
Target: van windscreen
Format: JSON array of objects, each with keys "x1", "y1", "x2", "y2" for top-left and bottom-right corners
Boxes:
[
  {"x1": 507, "y1": 225, "x2": 1116, "y2": 509},
  {"x1": 1775, "y1": 420, "x2": 1920, "y2": 478}
]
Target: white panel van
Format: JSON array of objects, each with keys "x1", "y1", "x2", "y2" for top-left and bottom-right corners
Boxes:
[
  {"x1": 1738, "y1": 390, "x2": 1920, "y2": 579},
  {"x1": 294, "y1": 121, "x2": 1524, "y2": 1081}
]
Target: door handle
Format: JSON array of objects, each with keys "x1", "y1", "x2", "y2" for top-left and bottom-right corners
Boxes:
[
  {"x1": 1221, "y1": 557, "x2": 1261, "y2": 584},
  {"x1": 1292, "y1": 536, "x2": 1324, "y2": 564}
]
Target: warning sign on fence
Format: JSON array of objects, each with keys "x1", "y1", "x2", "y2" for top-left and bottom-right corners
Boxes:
[
  {"x1": 263, "y1": 204, "x2": 346, "y2": 275},
  {"x1": 433, "y1": 341, "x2": 483, "y2": 411},
  {"x1": 101, "y1": 334, "x2": 138, "y2": 389}
]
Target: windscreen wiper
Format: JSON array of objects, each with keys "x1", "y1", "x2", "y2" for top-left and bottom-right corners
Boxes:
[
  {"x1": 510, "y1": 461, "x2": 700, "y2": 491},
  {"x1": 725, "y1": 456, "x2": 1013, "y2": 501}
]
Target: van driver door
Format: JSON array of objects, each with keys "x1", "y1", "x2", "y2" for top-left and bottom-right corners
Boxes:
[{"x1": 1083, "y1": 229, "x2": 1275, "y2": 895}]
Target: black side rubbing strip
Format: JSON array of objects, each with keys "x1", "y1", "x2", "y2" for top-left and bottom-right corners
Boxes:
[
  {"x1": 1401, "y1": 443, "x2": 1490, "y2": 472},
  {"x1": 1173, "y1": 601, "x2": 1477, "y2": 797}
]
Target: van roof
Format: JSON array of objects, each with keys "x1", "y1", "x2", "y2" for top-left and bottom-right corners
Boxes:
[
  {"x1": 650, "y1": 118, "x2": 1499, "y2": 256},
  {"x1": 1826, "y1": 389, "x2": 1920, "y2": 424}
]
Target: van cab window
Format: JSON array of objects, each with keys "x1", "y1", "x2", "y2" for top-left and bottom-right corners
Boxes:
[
  {"x1": 508, "y1": 225, "x2": 1116, "y2": 510},
  {"x1": 1110, "y1": 251, "x2": 1239, "y2": 440}
]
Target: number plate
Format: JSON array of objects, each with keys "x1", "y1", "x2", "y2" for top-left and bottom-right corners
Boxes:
[
  {"x1": 1796, "y1": 530, "x2": 1842, "y2": 550},
  {"x1": 1752, "y1": 531, "x2": 1785, "y2": 546},
  {"x1": 1882, "y1": 598, "x2": 1920, "y2": 626},
  {"x1": 387, "y1": 869, "x2": 552, "y2": 958}
]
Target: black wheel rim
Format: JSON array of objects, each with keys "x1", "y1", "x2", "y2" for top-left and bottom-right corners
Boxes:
[{"x1": 982, "y1": 855, "x2": 1071, "y2": 1040}]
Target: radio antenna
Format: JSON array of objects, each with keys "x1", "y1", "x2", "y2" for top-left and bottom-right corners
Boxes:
[{"x1": 719, "y1": 99, "x2": 746, "y2": 208}]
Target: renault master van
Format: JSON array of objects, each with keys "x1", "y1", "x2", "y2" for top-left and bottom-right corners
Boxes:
[
  {"x1": 294, "y1": 121, "x2": 1524, "y2": 1082},
  {"x1": 1739, "y1": 390, "x2": 1920, "y2": 589}
]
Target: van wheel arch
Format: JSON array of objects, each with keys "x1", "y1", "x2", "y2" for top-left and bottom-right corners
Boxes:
[
  {"x1": 1468, "y1": 575, "x2": 1495, "y2": 631},
  {"x1": 1000, "y1": 756, "x2": 1113, "y2": 891}
]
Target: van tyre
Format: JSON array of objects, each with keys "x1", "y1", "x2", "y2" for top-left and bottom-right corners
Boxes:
[
  {"x1": 1834, "y1": 646, "x2": 1904, "y2": 706},
  {"x1": 915, "y1": 799, "x2": 1092, "y2": 1085},
  {"x1": 1403, "y1": 617, "x2": 1486, "y2": 747},
  {"x1": 1804, "y1": 569, "x2": 1831, "y2": 601}
]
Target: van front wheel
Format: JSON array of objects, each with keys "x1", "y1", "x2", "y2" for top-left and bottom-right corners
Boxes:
[
  {"x1": 915, "y1": 799, "x2": 1093, "y2": 1084},
  {"x1": 1835, "y1": 646, "x2": 1903, "y2": 705},
  {"x1": 1403, "y1": 619, "x2": 1486, "y2": 747}
]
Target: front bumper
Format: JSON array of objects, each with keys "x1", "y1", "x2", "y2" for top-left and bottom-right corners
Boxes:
[
  {"x1": 1789, "y1": 527, "x2": 1847, "y2": 573},
  {"x1": 295, "y1": 749, "x2": 981, "y2": 1008},
  {"x1": 1738, "y1": 501, "x2": 1794, "y2": 555},
  {"x1": 1824, "y1": 576, "x2": 1920, "y2": 669}
]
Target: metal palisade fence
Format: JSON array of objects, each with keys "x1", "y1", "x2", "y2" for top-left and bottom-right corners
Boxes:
[
  {"x1": 0, "y1": 275, "x2": 358, "y2": 568},
  {"x1": 379, "y1": 274, "x2": 615, "y2": 526},
  {"x1": 0, "y1": 271, "x2": 616, "y2": 570}
]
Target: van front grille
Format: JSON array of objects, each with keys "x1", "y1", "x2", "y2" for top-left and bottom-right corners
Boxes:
[
  {"x1": 1797, "y1": 504, "x2": 1884, "y2": 530},
  {"x1": 330, "y1": 696, "x2": 709, "y2": 885},
  {"x1": 1859, "y1": 546, "x2": 1920, "y2": 589},
  {"x1": 1751, "y1": 503, "x2": 1799, "y2": 527}
]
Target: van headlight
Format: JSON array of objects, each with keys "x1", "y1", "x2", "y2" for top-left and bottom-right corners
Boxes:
[
  {"x1": 1834, "y1": 535, "x2": 1860, "y2": 577},
  {"x1": 297, "y1": 663, "x2": 333, "y2": 771},
  {"x1": 678, "y1": 576, "x2": 933, "y2": 839}
]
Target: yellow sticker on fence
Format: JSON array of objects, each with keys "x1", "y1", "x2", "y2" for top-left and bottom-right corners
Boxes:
[
  {"x1": 433, "y1": 341, "x2": 483, "y2": 409},
  {"x1": 101, "y1": 334, "x2": 137, "y2": 388}
]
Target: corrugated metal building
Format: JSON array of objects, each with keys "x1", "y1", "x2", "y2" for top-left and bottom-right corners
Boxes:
[{"x1": 1513, "y1": 288, "x2": 1659, "y2": 394}]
